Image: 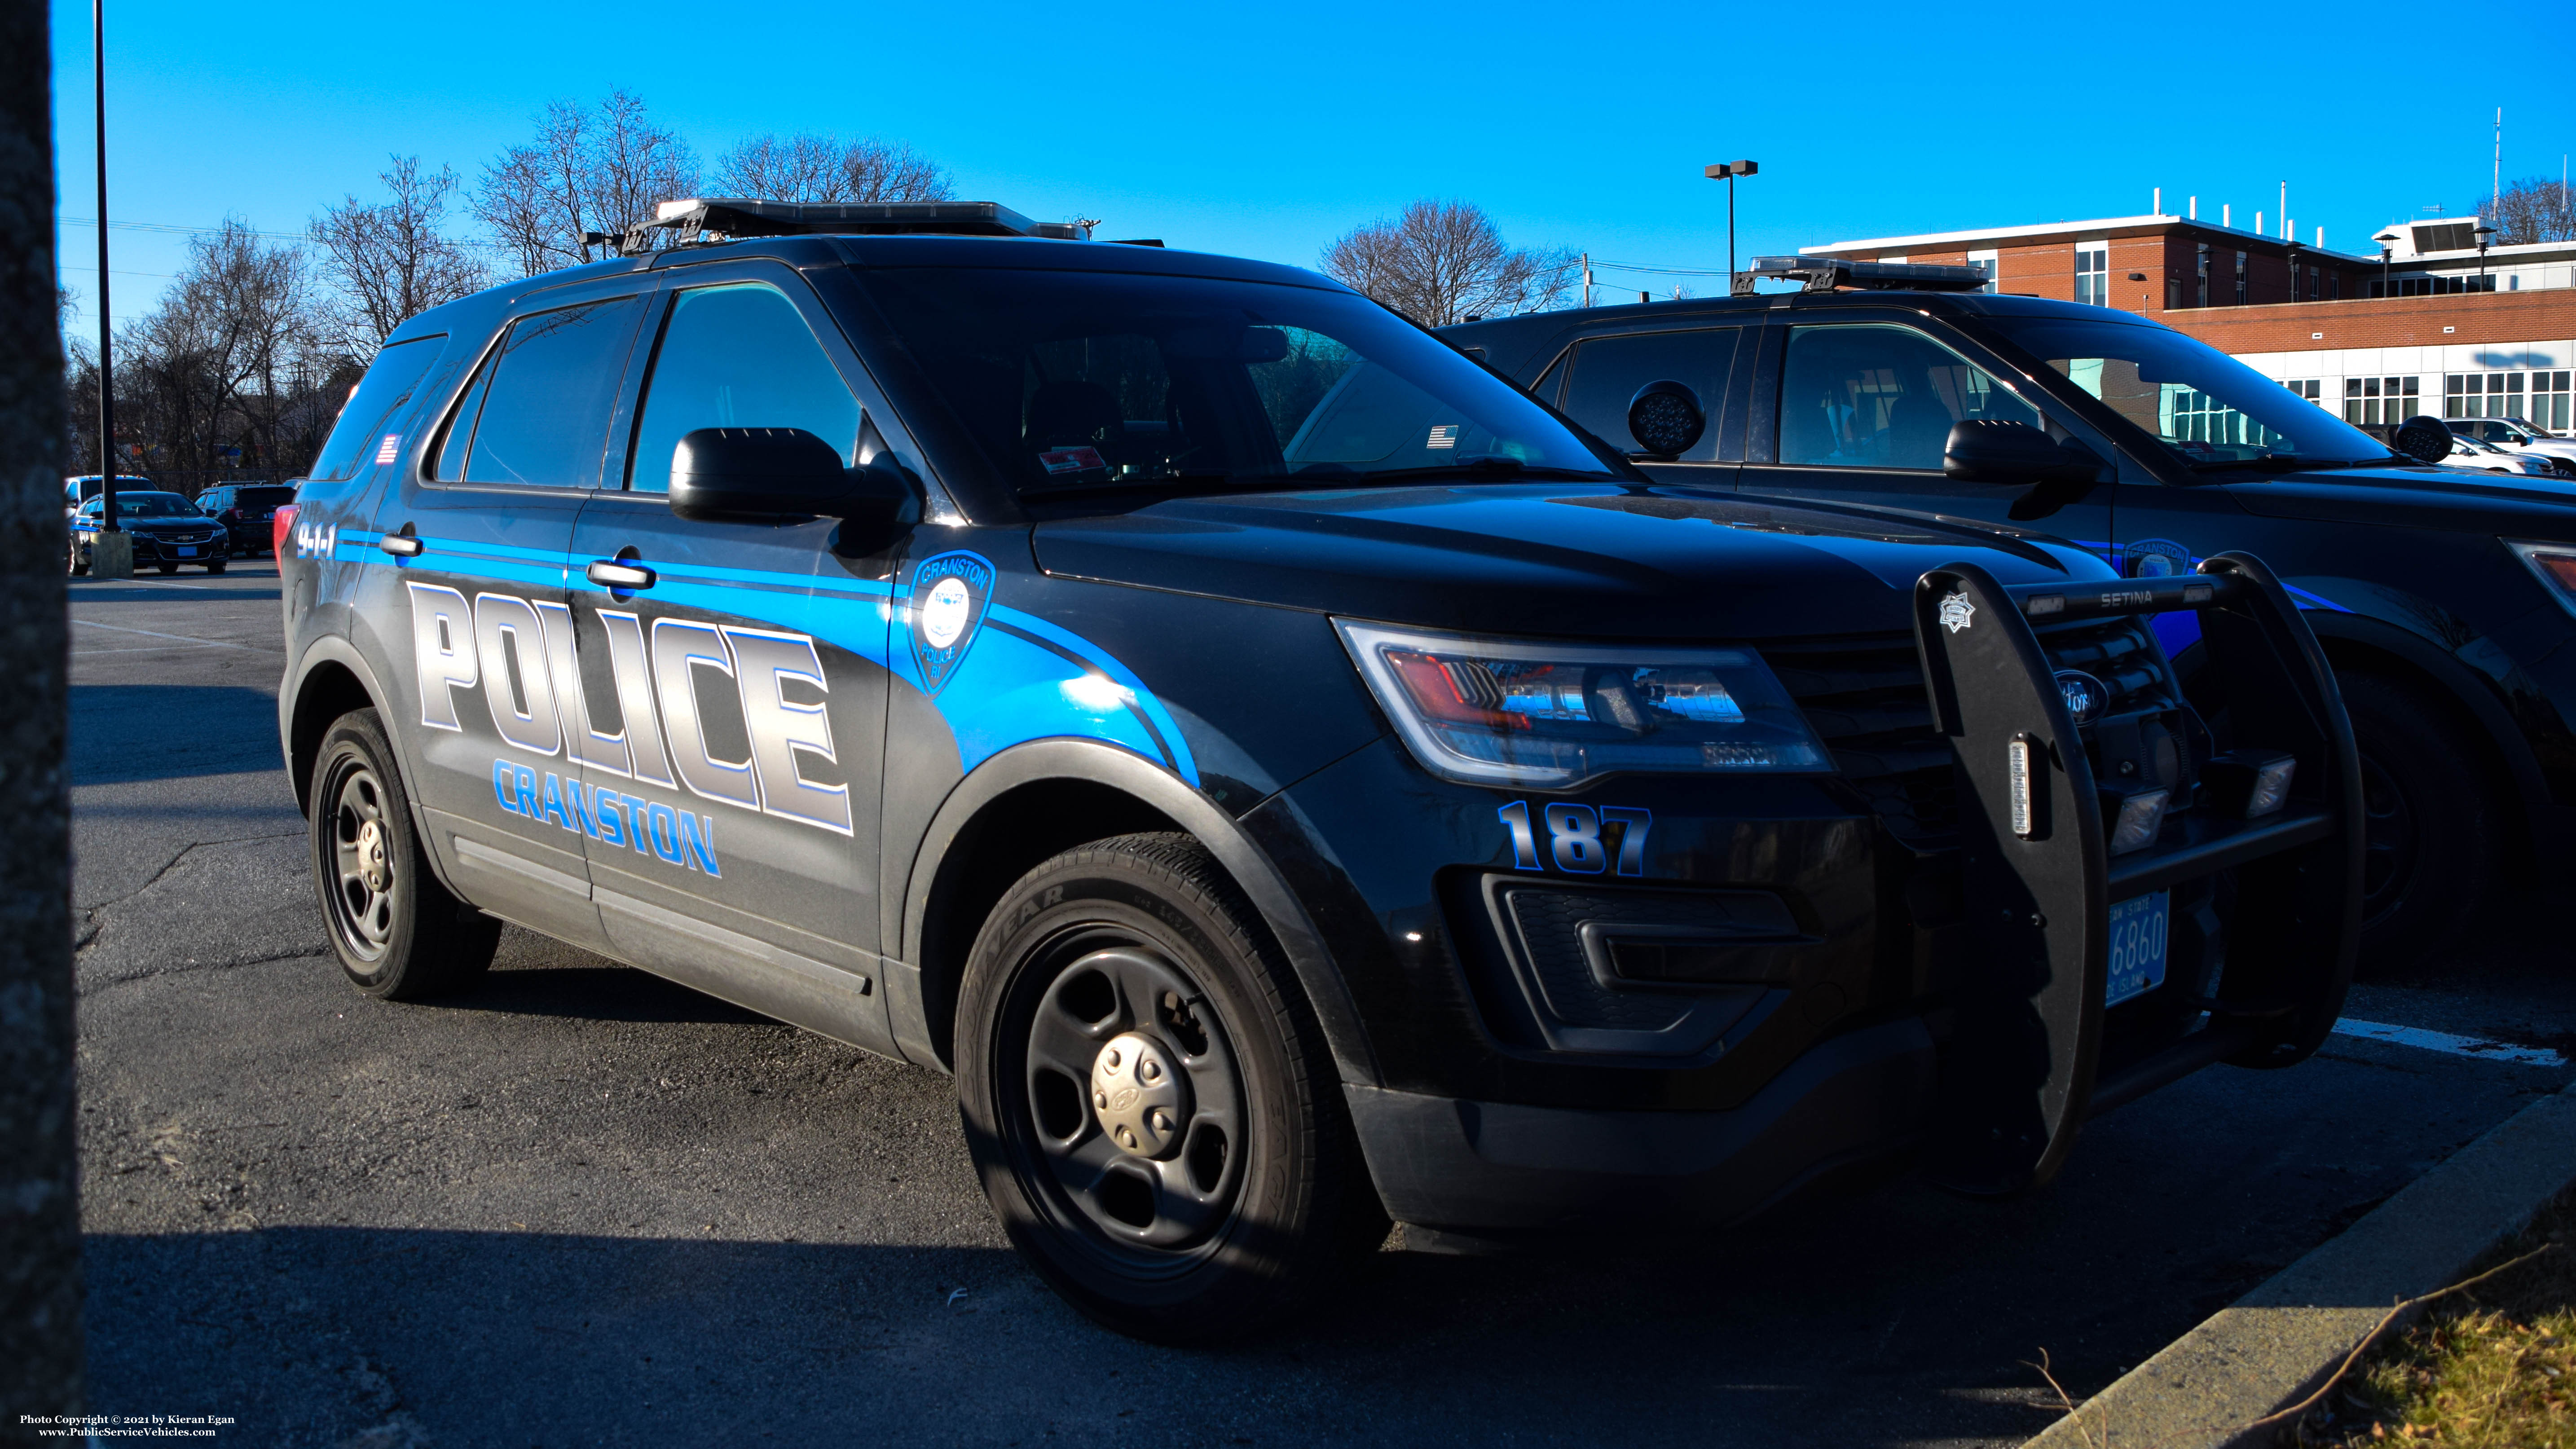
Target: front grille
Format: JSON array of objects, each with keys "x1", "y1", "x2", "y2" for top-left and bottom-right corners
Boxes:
[
  {"x1": 1766, "y1": 616, "x2": 2186, "y2": 845},
  {"x1": 1766, "y1": 633, "x2": 1955, "y2": 843}
]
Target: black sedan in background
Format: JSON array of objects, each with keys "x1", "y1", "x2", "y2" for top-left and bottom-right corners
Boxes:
[
  {"x1": 68, "y1": 491, "x2": 230, "y2": 575},
  {"x1": 1448, "y1": 276, "x2": 2576, "y2": 972}
]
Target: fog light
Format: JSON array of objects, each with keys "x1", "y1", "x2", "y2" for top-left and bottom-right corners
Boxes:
[
  {"x1": 2205, "y1": 751, "x2": 2297, "y2": 819},
  {"x1": 2104, "y1": 788, "x2": 2169, "y2": 855}
]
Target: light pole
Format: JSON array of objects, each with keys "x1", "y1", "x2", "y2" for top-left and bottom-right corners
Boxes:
[
  {"x1": 2374, "y1": 229, "x2": 2399, "y2": 298},
  {"x1": 2475, "y1": 224, "x2": 2498, "y2": 290},
  {"x1": 2284, "y1": 240, "x2": 2304, "y2": 303},
  {"x1": 93, "y1": 0, "x2": 118, "y2": 539},
  {"x1": 1703, "y1": 159, "x2": 1758, "y2": 280}
]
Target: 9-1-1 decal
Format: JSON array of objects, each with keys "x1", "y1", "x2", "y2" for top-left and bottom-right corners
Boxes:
[{"x1": 1497, "y1": 801, "x2": 1653, "y2": 876}]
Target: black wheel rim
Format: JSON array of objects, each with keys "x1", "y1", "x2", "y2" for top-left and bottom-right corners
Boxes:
[
  {"x1": 2357, "y1": 748, "x2": 2418, "y2": 928},
  {"x1": 1000, "y1": 927, "x2": 1248, "y2": 1274},
  {"x1": 322, "y1": 758, "x2": 399, "y2": 962}
]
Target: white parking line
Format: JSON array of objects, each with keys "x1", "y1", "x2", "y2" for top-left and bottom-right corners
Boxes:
[
  {"x1": 2331, "y1": 1017, "x2": 2566, "y2": 1067},
  {"x1": 69, "y1": 619, "x2": 273, "y2": 652}
]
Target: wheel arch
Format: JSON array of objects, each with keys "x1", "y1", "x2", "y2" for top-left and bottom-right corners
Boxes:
[{"x1": 894, "y1": 739, "x2": 1380, "y2": 1089}]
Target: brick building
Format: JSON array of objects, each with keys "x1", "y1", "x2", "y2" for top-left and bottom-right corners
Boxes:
[{"x1": 1801, "y1": 213, "x2": 2575, "y2": 432}]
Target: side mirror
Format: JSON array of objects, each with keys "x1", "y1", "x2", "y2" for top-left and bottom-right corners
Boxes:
[
  {"x1": 669, "y1": 427, "x2": 911, "y2": 523},
  {"x1": 2393, "y1": 415, "x2": 2454, "y2": 465},
  {"x1": 1625, "y1": 380, "x2": 1706, "y2": 460},
  {"x1": 1942, "y1": 419, "x2": 2103, "y2": 487}
]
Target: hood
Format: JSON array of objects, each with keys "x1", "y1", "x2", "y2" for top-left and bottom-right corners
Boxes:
[
  {"x1": 2226, "y1": 462, "x2": 2576, "y2": 535},
  {"x1": 1033, "y1": 484, "x2": 2107, "y2": 640}
]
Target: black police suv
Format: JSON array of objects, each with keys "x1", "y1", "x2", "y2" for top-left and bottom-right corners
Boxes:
[
  {"x1": 197, "y1": 481, "x2": 299, "y2": 556},
  {"x1": 1448, "y1": 260, "x2": 2575, "y2": 971},
  {"x1": 278, "y1": 203, "x2": 2358, "y2": 1340},
  {"x1": 69, "y1": 489, "x2": 230, "y2": 574}
]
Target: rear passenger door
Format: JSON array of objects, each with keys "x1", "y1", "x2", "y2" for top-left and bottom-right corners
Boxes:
[
  {"x1": 375, "y1": 282, "x2": 652, "y2": 952},
  {"x1": 1552, "y1": 326, "x2": 1750, "y2": 488},
  {"x1": 564, "y1": 263, "x2": 900, "y2": 1050},
  {"x1": 1737, "y1": 320, "x2": 2113, "y2": 547}
]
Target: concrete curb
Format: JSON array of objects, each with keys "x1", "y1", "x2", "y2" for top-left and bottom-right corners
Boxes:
[{"x1": 2026, "y1": 1078, "x2": 2576, "y2": 1448}]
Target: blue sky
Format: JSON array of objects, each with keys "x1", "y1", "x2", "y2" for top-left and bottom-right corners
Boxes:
[{"x1": 49, "y1": 0, "x2": 2576, "y2": 331}]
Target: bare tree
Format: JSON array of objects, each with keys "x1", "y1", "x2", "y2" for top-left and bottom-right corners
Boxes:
[
  {"x1": 311, "y1": 155, "x2": 488, "y2": 357},
  {"x1": 2490, "y1": 174, "x2": 2576, "y2": 245},
  {"x1": 1320, "y1": 200, "x2": 1577, "y2": 326},
  {"x1": 116, "y1": 219, "x2": 321, "y2": 476},
  {"x1": 712, "y1": 132, "x2": 954, "y2": 203},
  {"x1": 472, "y1": 89, "x2": 700, "y2": 276}
]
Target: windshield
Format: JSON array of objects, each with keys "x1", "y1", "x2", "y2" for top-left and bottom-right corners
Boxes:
[
  {"x1": 82, "y1": 493, "x2": 196, "y2": 517},
  {"x1": 1975, "y1": 316, "x2": 2396, "y2": 468},
  {"x1": 856, "y1": 267, "x2": 1616, "y2": 495}
]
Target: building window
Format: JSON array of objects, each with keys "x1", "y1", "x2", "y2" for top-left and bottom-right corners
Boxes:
[
  {"x1": 2075, "y1": 243, "x2": 2109, "y2": 306},
  {"x1": 2196, "y1": 244, "x2": 2210, "y2": 307},
  {"x1": 2234, "y1": 251, "x2": 2248, "y2": 305},
  {"x1": 2535, "y1": 371, "x2": 2573, "y2": 432},
  {"x1": 2446, "y1": 372, "x2": 2527, "y2": 420},
  {"x1": 2389, "y1": 275, "x2": 2499, "y2": 297},
  {"x1": 1967, "y1": 248, "x2": 2000, "y2": 295},
  {"x1": 2281, "y1": 379, "x2": 2323, "y2": 406},
  {"x1": 2344, "y1": 376, "x2": 2420, "y2": 426}
]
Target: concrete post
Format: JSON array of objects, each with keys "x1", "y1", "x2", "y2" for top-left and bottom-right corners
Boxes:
[{"x1": 0, "y1": 0, "x2": 86, "y2": 1436}]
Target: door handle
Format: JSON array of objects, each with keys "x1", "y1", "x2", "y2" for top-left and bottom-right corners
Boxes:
[
  {"x1": 586, "y1": 559, "x2": 656, "y2": 590},
  {"x1": 378, "y1": 530, "x2": 424, "y2": 557}
]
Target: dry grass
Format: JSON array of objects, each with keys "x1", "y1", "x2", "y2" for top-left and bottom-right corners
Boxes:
[{"x1": 2301, "y1": 1189, "x2": 2576, "y2": 1446}]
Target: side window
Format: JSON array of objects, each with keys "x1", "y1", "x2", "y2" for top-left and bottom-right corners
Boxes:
[
  {"x1": 1529, "y1": 353, "x2": 1567, "y2": 409},
  {"x1": 1778, "y1": 324, "x2": 2039, "y2": 471},
  {"x1": 627, "y1": 283, "x2": 861, "y2": 493},
  {"x1": 308, "y1": 335, "x2": 445, "y2": 483},
  {"x1": 1560, "y1": 330, "x2": 1737, "y2": 460},
  {"x1": 438, "y1": 295, "x2": 646, "y2": 488}
]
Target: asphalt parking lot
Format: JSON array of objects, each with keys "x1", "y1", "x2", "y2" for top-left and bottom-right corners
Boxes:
[{"x1": 70, "y1": 561, "x2": 2576, "y2": 1448}]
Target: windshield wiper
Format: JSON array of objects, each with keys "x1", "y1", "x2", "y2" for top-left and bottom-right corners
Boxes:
[{"x1": 2184, "y1": 452, "x2": 2393, "y2": 474}]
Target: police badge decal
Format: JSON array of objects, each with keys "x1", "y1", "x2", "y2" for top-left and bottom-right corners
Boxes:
[
  {"x1": 907, "y1": 550, "x2": 994, "y2": 695},
  {"x1": 1939, "y1": 591, "x2": 1975, "y2": 634}
]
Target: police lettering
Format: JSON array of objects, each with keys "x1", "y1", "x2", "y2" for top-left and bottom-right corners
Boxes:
[{"x1": 411, "y1": 585, "x2": 853, "y2": 838}]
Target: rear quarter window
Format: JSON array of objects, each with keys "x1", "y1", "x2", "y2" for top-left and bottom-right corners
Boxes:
[{"x1": 308, "y1": 337, "x2": 447, "y2": 482}]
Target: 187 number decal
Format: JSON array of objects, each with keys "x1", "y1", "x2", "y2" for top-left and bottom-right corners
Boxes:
[{"x1": 1497, "y1": 800, "x2": 1652, "y2": 876}]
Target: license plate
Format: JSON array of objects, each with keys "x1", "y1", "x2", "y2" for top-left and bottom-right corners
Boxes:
[
  {"x1": 2106, "y1": 891, "x2": 2170, "y2": 1006},
  {"x1": 176, "y1": 545, "x2": 196, "y2": 556}
]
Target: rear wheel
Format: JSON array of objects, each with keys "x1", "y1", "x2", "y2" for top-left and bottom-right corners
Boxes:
[
  {"x1": 955, "y1": 833, "x2": 1383, "y2": 1343},
  {"x1": 2342, "y1": 673, "x2": 2499, "y2": 975},
  {"x1": 308, "y1": 709, "x2": 499, "y2": 1000}
]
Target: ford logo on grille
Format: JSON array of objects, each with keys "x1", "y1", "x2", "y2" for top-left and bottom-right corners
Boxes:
[{"x1": 2056, "y1": 670, "x2": 2109, "y2": 726}]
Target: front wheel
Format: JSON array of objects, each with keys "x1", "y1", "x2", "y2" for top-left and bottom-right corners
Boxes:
[
  {"x1": 308, "y1": 709, "x2": 499, "y2": 1000},
  {"x1": 2343, "y1": 673, "x2": 2500, "y2": 974},
  {"x1": 204, "y1": 560, "x2": 226, "y2": 574},
  {"x1": 955, "y1": 833, "x2": 1383, "y2": 1343}
]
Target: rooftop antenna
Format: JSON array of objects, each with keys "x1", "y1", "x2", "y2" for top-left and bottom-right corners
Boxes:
[{"x1": 2493, "y1": 108, "x2": 2502, "y2": 221}]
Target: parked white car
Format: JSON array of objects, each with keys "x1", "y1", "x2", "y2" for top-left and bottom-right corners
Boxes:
[
  {"x1": 2440, "y1": 432, "x2": 2558, "y2": 477},
  {"x1": 2448, "y1": 418, "x2": 2576, "y2": 477}
]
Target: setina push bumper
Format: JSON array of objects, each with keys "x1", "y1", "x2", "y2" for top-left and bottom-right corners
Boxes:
[{"x1": 1347, "y1": 551, "x2": 2360, "y2": 1229}]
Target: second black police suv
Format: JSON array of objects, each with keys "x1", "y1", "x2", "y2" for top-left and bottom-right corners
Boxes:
[
  {"x1": 1448, "y1": 259, "x2": 2576, "y2": 973},
  {"x1": 277, "y1": 204, "x2": 2358, "y2": 1339}
]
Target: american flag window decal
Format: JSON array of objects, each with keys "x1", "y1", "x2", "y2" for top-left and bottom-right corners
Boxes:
[
  {"x1": 1427, "y1": 425, "x2": 1458, "y2": 449},
  {"x1": 375, "y1": 434, "x2": 401, "y2": 465}
]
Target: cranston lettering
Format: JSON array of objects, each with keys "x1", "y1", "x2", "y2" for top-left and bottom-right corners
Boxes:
[
  {"x1": 410, "y1": 582, "x2": 853, "y2": 838},
  {"x1": 492, "y1": 759, "x2": 720, "y2": 876}
]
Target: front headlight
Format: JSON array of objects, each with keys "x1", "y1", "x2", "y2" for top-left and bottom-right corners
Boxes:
[
  {"x1": 2506, "y1": 539, "x2": 2576, "y2": 619},
  {"x1": 1333, "y1": 620, "x2": 1832, "y2": 788}
]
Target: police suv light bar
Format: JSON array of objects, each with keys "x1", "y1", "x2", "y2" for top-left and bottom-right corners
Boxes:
[
  {"x1": 590, "y1": 198, "x2": 1093, "y2": 256},
  {"x1": 1733, "y1": 256, "x2": 1990, "y2": 295}
]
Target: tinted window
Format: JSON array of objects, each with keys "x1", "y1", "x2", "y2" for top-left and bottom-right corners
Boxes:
[
  {"x1": 309, "y1": 336, "x2": 445, "y2": 482},
  {"x1": 85, "y1": 492, "x2": 194, "y2": 517},
  {"x1": 237, "y1": 486, "x2": 296, "y2": 509},
  {"x1": 444, "y1": 296, "x2": 645, "y2": 488},
  {"x1": 628, "y1": 283, "x2": 861, "y2": 493},
  {"x1": 856, "y1": 267, "x2": 1613, "y2": 502},
  {"x1": 1561, "y1": 330, "x2": 1738, "y2": 460},
  {"x1": 1779, "y1": 324, "x2": 2040, "y2": 471}
]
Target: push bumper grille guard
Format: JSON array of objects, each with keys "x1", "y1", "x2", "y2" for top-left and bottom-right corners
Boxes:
[{"x1": 1911, "y1": 553, "x2": 2361, "y2": 1195}]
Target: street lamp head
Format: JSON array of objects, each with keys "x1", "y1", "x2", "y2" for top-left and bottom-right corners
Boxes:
[
  {"x1": 1704, "y1": 160, "x2": 1759, "y2": 179},
  {"x1": 2373, "y1": 229, "x2": 2401, "y2": 244}
]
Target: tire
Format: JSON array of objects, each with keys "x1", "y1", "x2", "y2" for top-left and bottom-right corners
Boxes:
[
  {"x1": 155, "y1": 563, "x2": 178, "y2": 575},
  {"x1": 2342, "y1": 673, "x2": 2500, "y2": 974},
  {"x1": 955, "y1": 832, "x2": 1384, "y2": 1343},
  {"x1": 308, "y1": 709, "x2": 500, "y2": 1000},
  {"x1": 66, "y1": 541, "x2": 86, "y2": 577},
  {"x1": 204, "y1": 561, "x2": 226, "y2": 574}
]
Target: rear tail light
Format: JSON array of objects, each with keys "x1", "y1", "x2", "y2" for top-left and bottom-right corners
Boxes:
[{"x1": 273, "y1": 505, "x2": 298, "y2": 557}]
